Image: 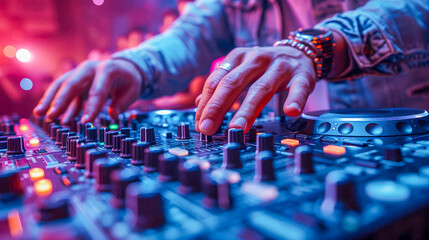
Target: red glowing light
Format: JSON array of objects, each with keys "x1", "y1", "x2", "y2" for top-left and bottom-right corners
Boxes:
[
  {"x1": 16, "y1": 49, "x2": 32, "y2": 62},
  {"x1": 19, "y1": 125, "x2": 29, "y2": 131},
  {"x1": 3, "y1": 45, "x2": 16, "y2": 58}
]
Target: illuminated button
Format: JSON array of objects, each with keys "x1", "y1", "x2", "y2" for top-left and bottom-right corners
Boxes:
[
  {"x1": 365, "y1": 180, "x2": 410, "y2": 202},
  {"x1": 168, "y1": 148, "x2": 189, "y2": 157},
  {"x1": 397, "y1": 173, "x2": 429, "y2": 188},
  {"x1": 29, "y1": 168, "x2": 45, "y2": 180},
  {"x1": 109, "y1": 124, "x2": 119, "y2": 131},
  {"x1": 61, "y1": 176, "x2": 75, "y2": 187},
  {"x1": 241, "y1": 182, "x2": 278, "y2": 202},
  {"x1": 323, "y1": 145, "x2": 346, "y2": 155},
  {"x1": 281, "y1": 138, "x2": 299, "y2": 147},
  {"x1": 29, "y1": 138, "x2": 40, "y2": 147},
  {"x1": 19, "y1": 125, "x2": 29, "y2": 132},
  {"x1": 34, "y1": 179, "x2": 53, "y2": 196}
]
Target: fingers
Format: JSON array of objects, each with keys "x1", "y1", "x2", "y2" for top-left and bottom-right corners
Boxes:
[
  {"x1": 195, "y1": 94, "x2": 202, "y2": 106},
  {"x1": 33, "y1": 71, "x2": 73, "y2": 117},
  {"x1": 108, "y1": 81, "x2": 141, "y2": 120},
  {"x1": 283, "y1": 72, "x2": 315, "y2": 117},
  {"x1": 198, "y1": 58, "x2": 268, "y2": 135},
  {"x1": 228, "y1": 63, "x2": 284, "y2": 132},
  {"x1": 61, "y1": 97, "x2": 83, "y2": 125},
  {"x1": 45, "y1": 61, "x2": 97, "y2": 120},
  {"x1": 195, "y1": 49, "x2": 246, "y2": 132}
]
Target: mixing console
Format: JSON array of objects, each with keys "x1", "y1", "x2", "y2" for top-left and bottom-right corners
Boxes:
[{"x1": 2, "y1": 108, "x2": 429, "y2": 239}]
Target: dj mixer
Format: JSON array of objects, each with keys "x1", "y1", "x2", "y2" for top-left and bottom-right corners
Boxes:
[{"x1": 2, "y1": 108, "x2": 429, "y2": 239}]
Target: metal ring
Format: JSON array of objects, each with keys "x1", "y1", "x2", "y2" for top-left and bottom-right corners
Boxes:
[{"x1": 217, "y1": 62, "x2": 233, "y2": 72}]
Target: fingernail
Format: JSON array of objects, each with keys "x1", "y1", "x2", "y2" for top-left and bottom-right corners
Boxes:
[
  {"x1": 81, "y1": 114, "x2": 89, "y2": 123},
  {"x1": 200, "y1": 119, "x2": 214, "y2": 133},
  {"x1": 288, "y1": 102, "x2": 301, "y2": 112},
  {"x1": 231, "y1": 117, "x2": 247, "y2": 129}
]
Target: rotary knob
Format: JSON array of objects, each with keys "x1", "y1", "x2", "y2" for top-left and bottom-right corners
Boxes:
[
  {"x1": 98, "y1": 127, "x2": 109, "y2": 144},
  {"x1": 178, "y1": 159, "x2": 202, "y2": 194},
  {"x1": 55, "y1": 128, "x2": 69, "y2": 146},
  {"x1": 121, "y1": 127, "x2": 131, "y2": 138},
  {"x1": 294, "y1": 145, "x2": 315, "y2": 175},
  {"x1": 76, "y1": 121, "x2": 85, "y2": 136},
  {"x1": 65, "y1": 136, "x2": 79, "y2": 155},
  {"x1": 158, "y1": 153, "x2": 179, "y2": 182},
  {"x1": 144, "y1": 148, "x2": 163, "y2": 173},
  {"x1": 254, "y1": 151, "x2": 275, "y2": 182},
  {"x1": 384, "y1": 146, "x2": 403, "y2": 162},
  {"x1": 74, "y1": 142, "x2": 97, "y2": 169},
  {"x1": 221, "y1": 143, "x2": 242, "y2": 169},
  {"x1": 126, "y1": 182, "x2": 166, "y2": 230},
  {"x1": 176, "y1": 123, "x2": 190, "y2": 140},
  {"x1": 202, "y1": 170, "x2": 232, "y2": 209},
  {"x1": 50, "y1": 125, "x2": 62, "y2": 140},
  {"x1": 6, "y1": 136, "x2": 25, "y2": 155},
  {"x1": 228, "y1": 128, "x2": 245, "y2": 148},
  {"x1": 248, "y1": 128, "x2": 257, "y2": 142},
  {"x1": 199, "y1": 133, "x2": 213, "y2": 142},
  {"x1": 120, "y1": 138, "x2": 137, "y2": 158},
  {"x1": 4, "y1": 123, "x2": 15, "y2": 135},
  {"x1": 0, "y1": 170, "x2": 23, "y2": 200},
  {"x1": 131, "y1": 142, "x2": 150, "y2": 165},
  {"x1": 321, "y1": 170, "x2": 361, "y2": 216},
  {"x1": 36, "y1": 195, "x2": 71, "y2": 222},
  {"x1": 130, "y1": 119, "x2": 138, "y2": 131},
  {"x1": 112, "y1": 134, "x2": 126, "y2": 153},
  {"x1": 85, "y1": 149, "x2": 107, "y2": 178},
  {"x1": 85, "y1": 127, "x2": 98, "y2": 143},
  {"x1": 104, "y1": 131, "x2": 120, "y2": 149},
  {"x1": 110, "y1": 169, "x2": 140, "y2": 208},
  {"x1": 61, "y1": 132, "x2": 76, "y2": 150},
  {"x1": 94, "y1": 158, "x2": 121, "y2": 192},
  {"x1": 140, "y1": 127, "x2": 156, "y2": 144},
  {"x1": 256, "y1": 133, "x2": 275, "y2": 154},
  {"x1": 68, "y1": 138, "x2": 86, "y2": 161}
]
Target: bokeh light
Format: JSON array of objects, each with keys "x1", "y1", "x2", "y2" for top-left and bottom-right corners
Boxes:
[
  {"x1": 3, "y1": 45, "x2": 16, "y2": 58},
  {"x1": 16, "y1": 49, "x2": 32, "y2": 62},
  {"x1": 93, "y1": 0, "x2": 104, "y2": 6},
  {"x1": 20, "y1": 78, "x2": 33, "y2": 91}
]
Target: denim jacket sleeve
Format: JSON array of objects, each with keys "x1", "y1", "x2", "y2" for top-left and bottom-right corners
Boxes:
[
  {"x1": 112, "y1": 0, "x2": 234, "y2": 99},
  {"x1": 315, "y1": 0, "x2": 429, "y2": 80}
]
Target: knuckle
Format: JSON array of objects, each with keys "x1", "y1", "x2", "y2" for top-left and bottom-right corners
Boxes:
[
  {"x1": 221, "y1": 73, "x2": 241, "y2": 89},
  {"x1": 206, "y1": 101, "x2": 224, "y2": 115},
  {"x1": 251, "y1": 81, "x2": 274, "y2": 94},
  {"x1": 205, "y1": 77, "x2": 220, "y2": 92}
]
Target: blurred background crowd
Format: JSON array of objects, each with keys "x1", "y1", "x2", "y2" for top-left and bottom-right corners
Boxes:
[{"x1": 0, "y1": 0, "x2": 198, "y2": 117}]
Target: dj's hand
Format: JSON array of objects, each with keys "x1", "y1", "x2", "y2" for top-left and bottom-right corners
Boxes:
[
  {"x1": 33, "y1": 59, "x2": 142, "y2": 124},
  {"x1": 195, "y1": 46, "x2": 316, "y2": 135}
]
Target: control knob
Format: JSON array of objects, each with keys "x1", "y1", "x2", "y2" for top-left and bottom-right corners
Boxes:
[{"x1": 6, "y1": 136, "x2": 25, "y2": 154}]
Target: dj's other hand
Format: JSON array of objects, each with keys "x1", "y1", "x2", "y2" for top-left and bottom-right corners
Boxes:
[
  {"x1": 33, "y1": 59, "x2": 142, "y2": 124},
  {"x1": 195, "y1": 46, "x2": 316, "y2": 135}
]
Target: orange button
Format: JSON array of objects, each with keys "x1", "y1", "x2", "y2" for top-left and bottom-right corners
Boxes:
[
  {"x1": 29, "y1": 138, "x2": 40, "y2": 147},
  {"x1": 323, "y1": 145, "x2": 346, "y2": 155},
  {"x1": 29, "y1": 168, "x2": 45, "y2": 180},
  {"x1": 34, "y1": 179, "x2": 53, "y2": 196},
  {"x1": 19, "y1": 125, "x2": 29, "y2": 131},
  {"x1": 281, "y1": 138, "x2": 300, "y2": 147}
]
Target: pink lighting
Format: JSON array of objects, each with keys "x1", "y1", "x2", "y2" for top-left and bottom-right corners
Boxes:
[
  {"x1": 16, "y1": 49, "x2": 32, "y2": 62},
  {"x1": 3, "y1": 45, "x2": 16, "y2": 58},
  {"x1": 93, "y1": 0, "x2": 104, "y2": 6}
]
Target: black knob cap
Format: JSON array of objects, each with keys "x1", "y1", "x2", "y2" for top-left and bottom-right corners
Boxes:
[
  {"x1": 120, "y1": 138, "x2": 137, "y2": 158},
  {"x1": 6, "y1": 136, "x2": 25, "y2": 155},
  {"x1": 68, "y1": 138, "x2": 86, "y2": 161},
  {"x1": 75, "y1": 142, "x2": 97, "y2": 169},
  {"x1": 199, "y1": 133, "x2": 213, "y2": 142},
  {"x1": 130, "y1": 119, "x2": 138, "y2": 131},
  {"x1": 140, "y1": 127, "x2": 156, "y2": 144},
  {"x1": 202, "y1": 170, "x2": 232, "y2": 209},
  {"x1": 98, "y1": 127, "x2": 109, "y2": 144},
  {"x1": 256, "y1": 133, "x2": 275, "y2": 154},
  {"x1": 61, "y1": 132, "x2": 76, "y2": 150},
  {"x1": 254, "y1": 151, "x2": 275, "y2": 182},
  {"x1": 110, "y1": 169, "x2": 140, "y2": 208},
  {"x1": 104, "y1": 131, "x2": 120, "y2": 149},
  {"x1": 228, "y1": 128, "x2": 245, "y2": 148},
  {"x1": 131, "y1": 142, "x2": 150, "y2": 165},
  {"x1": 321, "y1": 170, "x2": 361, "y2": 215},
  {"x1": 294, "y1": 145, "x2": 315, "y2": 175},
  {"x1": 248, "y1": 128, "x2": 257, "y2": 142},
  {"x1": 120, "y1": 114, "x2": 129, "y2": 128},
  {"x1": 384, "y1": 146, "x2": 403, "y2": 162},
  {"x1": 94, "y1": 158, "x2": 121, "y2": 192},
  {"x1": 84, "y1": 123, "x2": 93, "y2": 137},
  {"x1": 178, "y1": 159, "x2": 202, "y2": 194},
  {"x1": 76, "y1": 121, "x2": 85, "y2": 136},
  {"x1": 4, "y1": 123, "x2": 15, "y2": 135},
  {"x1": 177, "y1": 123, "x2": 190, "y2": 140},
  {"x1": 144, "y1": 148, "x2": 163, "y2": 173},
  {"x1": 121, "y1": 127, "x2": 131, "y2": 138},
  {"x1": 158, "y1": 153, "x2": 179, "y2": 182},
  {"x1": 222, "y1": 143, "x2": 242, "y2": 169},
  {"x1": 66, "y1": 136, "x2": 79, "y2": 155},
  {"x1": 85, "y1": 127, "x2": 98, "y2": 143},
  {"x1": 0, "y1": 170, "x2": 23, "y2": 200},
  {"x1": 85, "y1": 149, "x2": 107, "y2": 178},
  {"x1": 112, "y1": 134, "x2": 126, "y2": 153},
  {"x1": 50, "y1": 125, "x2": 62, "y2": 140},
  {"x1": 126, "y1": 182, "x2": 165, "y2": 230},
  {"x1": 55, "y1": 128, "x2": 69, "y2": 146},
  {"x1": 36, "y1": 194, "x2": 70, "y2": 222}
]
